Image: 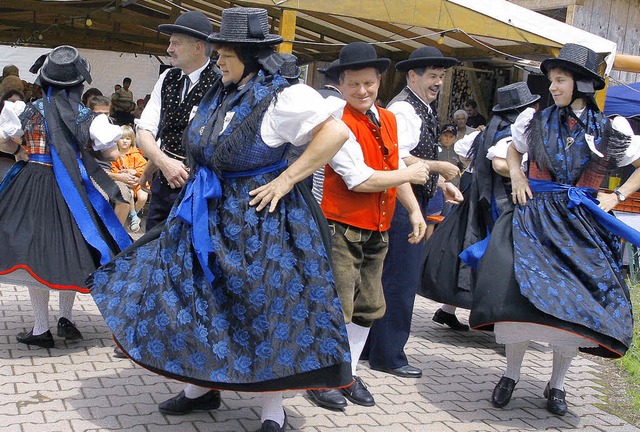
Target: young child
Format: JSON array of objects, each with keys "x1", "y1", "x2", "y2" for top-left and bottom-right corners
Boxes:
[{"x1": 111, "y1": 125, "x2": 148, "y2": 232}]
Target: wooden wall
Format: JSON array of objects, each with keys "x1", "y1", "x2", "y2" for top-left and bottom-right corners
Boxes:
[{"x1": 570, "y1": 0, "x2": 640, "y2": 84}]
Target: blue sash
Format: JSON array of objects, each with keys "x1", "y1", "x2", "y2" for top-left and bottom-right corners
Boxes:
[{"x1": 175, "y1": 160, "x2": 288, "y2": 287}]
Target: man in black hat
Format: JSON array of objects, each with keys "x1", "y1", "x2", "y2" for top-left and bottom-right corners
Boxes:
[
  {"x1": 365, "y1": 46, "x2": 463, "y2": 379},
  {"x1": 307, "y1": 41, "x2": 429, "y2": 410},
  {"x1": 136, "y1": 10, "x2": 220, "y2": 231}
]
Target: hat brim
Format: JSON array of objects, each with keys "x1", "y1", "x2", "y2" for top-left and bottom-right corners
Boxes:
[
  {"x1": 492, "y1": 94, "x2": 541, "y2": 113},
  {"x1": 207, "y1": 33, "x2": 283, "y2": 46},
  {"x1": 396, "y1": 57, "x2": 459, "y2": 72},
  {"x1": 38, "y1": 57, "x2": 91, "y2": 87},
  {"x1": 331, "y1": 58, "x2": 391, "y2": 74},
  {"x1": 158, "y1": 24, "x2": 211, "y2": 41},
  {"x1": 540, "y1": 58, "x2": 605, "y2": 90}
]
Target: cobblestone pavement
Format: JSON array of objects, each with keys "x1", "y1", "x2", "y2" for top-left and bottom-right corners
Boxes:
[{"x1": 1, "y1": 279, "x2": 638, "y2": 432}]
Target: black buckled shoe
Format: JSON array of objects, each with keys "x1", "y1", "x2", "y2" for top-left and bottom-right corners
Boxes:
[
  {"x1": 341, "y1": 376, "x2": 375, "y2": 407},
  {"x1": 370, "y1": 364, "x2": 422, "y2": 378},
  {"x1": 158, "y1": 390, "x2": 222, "y2": 415},
  {"x1": 432, "y1": 308, "x2": 470, "y2": 331},
  {"x1": 543, "y1": 383, "x2": 568, "y2": 416},
  {"x1": 57, "y1": 317, "x2": 83, "y2": 340},
  {"x1": 491, "y1": 376, "x2": 517, "y2": 408},
  {"x1": 16, "y1": 329, "x2": 54, "y2": 348},
  {"x1": 258, "y1": 411, "x2": 287, "y2": 432},
  {"x1": 306, "y1": 389, "x2": 347, "y2": 410}
]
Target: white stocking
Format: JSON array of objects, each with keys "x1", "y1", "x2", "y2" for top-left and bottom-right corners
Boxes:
[
  {"x1": 28, "y1": 287, "x2": 50, "y2": 335},
  {"x1": 58, "y1": 291, "x2": 76, "y2": 321},
  {"x1": 183, "y1": 384, "x2": 210, "y2": 399},
  {"x1": 346, "y1": 322, "x2": 370, "y2": 376},
  {"x1": 549, "y1": 347, "x2": 576, "y2": 390},
  {"x1": 440, "y1": 304, "x2": 457, "y2": 314},
  {"x1": 504, "y1": 341, "x2": 529, "y2": 382},
  {"x1": 260, "y1": 392, "x2": 285, "y2": 427}
]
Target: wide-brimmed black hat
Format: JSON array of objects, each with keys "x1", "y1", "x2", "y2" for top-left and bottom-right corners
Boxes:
[
  {"x1": 279, "y1": 53, "x2": 302, "y2": 80},
  {"x1": 396, "y1": 46, "x2": 458, "y2": 72},
  {"x1": 540, "y1": 43, "x2": 605, "y2": 92},
  {"x1": 492, "y1": 82, "x2": 540, "y2": 113},
  {"x1": 330, "y1": 42, "x2": 391, "y2": 74},
  {"x1": 158, "y1": 11, "x2": 213, "y2": 41},
  {"x1": 38, "y1": 45, "x2": 91, "y2": 87},
  {"x1": 208, "y1": 8, "x2": 282, "y2": 45}
]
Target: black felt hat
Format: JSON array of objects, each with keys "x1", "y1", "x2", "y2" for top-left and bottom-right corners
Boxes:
[
  {"x1": 540, "y1": 43, "x2": 605, "y2": 92},
  {"x1": 208, "y1": 8, "x2": 282, "y2": 45},
  {"x1": 158, "y1": 11, "x2": 213, "y2": 41},
  {"x1": 330, "y1": 42, "x2": 390, "y2": 74},
  {"x1": 396, "y1": 46, "x2": 458, "y2": 72},
  {"x1": 492, "y1": 82, "x2": 540, "y2": 113},
  {"x1": 38, "y1": 45, "x2": 91, "y2": 87},
  {"x1": 318, "y1": 59, "x2": 340, "y2": 80}
]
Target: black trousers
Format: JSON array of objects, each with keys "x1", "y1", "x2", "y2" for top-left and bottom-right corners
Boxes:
[{"x1": 145, "y1": 174, "x2": 182, "y2": 231}]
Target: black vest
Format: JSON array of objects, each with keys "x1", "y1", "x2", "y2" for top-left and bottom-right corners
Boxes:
[
  {"x1": 389, "y1": 87, "x2": 439, "y2": 198},
  {"x1": 159, "y1": 61, "x2": 220, "y2": 159}
]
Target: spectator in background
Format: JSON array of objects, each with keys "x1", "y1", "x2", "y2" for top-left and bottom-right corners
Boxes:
[
  {"x1": 82, "y1": 87, "x2": 104, "y2": 107},
  {"x1": 464, "y1": 99, "x2": 486, "y2": 128},
  {"x1": 111, "y1": 77, "x2": 135, "y2": 125},
  {"x1": 0, "y1": 75, "x2": 25, "y2": 99},
  {"x1": 453, "y1": 109, "x2": 475, "y2": 140}
]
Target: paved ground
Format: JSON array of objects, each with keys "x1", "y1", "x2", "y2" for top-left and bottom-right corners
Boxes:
[{"x1": 0, "y1": 278, "x2": 638, "y2": 432}]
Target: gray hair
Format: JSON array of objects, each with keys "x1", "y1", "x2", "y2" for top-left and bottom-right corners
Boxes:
[{"x1": 453, "y1": 109, "x2": 468, "y2": 119}]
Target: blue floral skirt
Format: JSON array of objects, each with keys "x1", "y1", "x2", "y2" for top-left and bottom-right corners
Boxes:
[
  {"x1": 470, "y1": 191, "x2": 633, "y2": 358},
  {"x1": 89, "y1": 172, "x2": 352, "y2": 391}
]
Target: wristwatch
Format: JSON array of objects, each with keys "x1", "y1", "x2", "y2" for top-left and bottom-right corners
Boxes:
[{"x1": 613, "y1": 188, "x2": 627, "y2": 202}]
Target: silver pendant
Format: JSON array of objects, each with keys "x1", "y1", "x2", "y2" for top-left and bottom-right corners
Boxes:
[
  {"x1": 565, "y1": 137, "x2": 574, "y2": 150},
  {"x1": 199, "y1": 126, "x2": 205, "y2": 136}
]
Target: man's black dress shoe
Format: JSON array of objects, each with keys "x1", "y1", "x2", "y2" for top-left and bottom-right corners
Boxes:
[
  {"x1": 491, "y1": 376, "x2": 516, "y2": 408},
  {"x1": 371, "y1": 364, "x2": 422, "y2": 378},
  {"x1": 543, "y1": 383, "x2": 568, "y2": 416},
  {"x1": 57, "y1": 317, "x2": 83, "y2": 340},
  {"x1": 341, "y1": 376, "x2": 375, "y2": 407},
  {"x1": 306, "y1": 389, "x2": 347, "y2": 410},
  {"x1": 16, "y1": 329, "x2": 54, "y2": 348},
  {"x1": 432, "y1": 308, "x2": 470, "y2": 331},
  {"x1": 257, "y1": 411, "x2": 287, "y2": 432},
  {"x1": 158, "y1": 390, "x2": 222, "y2": 415}
]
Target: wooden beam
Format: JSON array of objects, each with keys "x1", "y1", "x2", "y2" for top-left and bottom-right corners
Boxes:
[
  {"x1": 277, "y1": 9, "x2": 296, "y2": 54},
  {"x1": 508, "y1": 0, "x2": 583, "y2": 12}
]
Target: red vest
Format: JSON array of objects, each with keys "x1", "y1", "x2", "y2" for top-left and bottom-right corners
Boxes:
[{"x1": 321, "y1": 104, "x2": 399, "y2": 232}]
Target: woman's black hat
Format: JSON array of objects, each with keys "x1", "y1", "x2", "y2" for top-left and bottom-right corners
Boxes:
[
  {"x1": 540, "y1": 43, "x2": 606, "y2": 92},
  {"x1": 396, "y1": 46, "x2": 458, "y2": 72},
  {"x1": 37, "y1": 45, "x2": 91, "y2": 87},
  {"x1": 158, "y1": 11, "x2": 213, "y2": 41},
  {"x1": 492, "y1": 82, "x2": 540, "y2": 113},
  {"x1": 330, "y1": 42, "x2": 391, "y2": 74},
  {"x1": 279, "y1": 53, "x2": 302, "y2": 80},
  {"x1": 207, "y1": 8, "x2": 283, "y2": 45}
]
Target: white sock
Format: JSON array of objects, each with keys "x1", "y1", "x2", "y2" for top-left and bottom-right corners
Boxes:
[
  {"x1": 504, "y1": 341, "x2": 529, "y2": 382},
  {"x1": 59, "y1": 291, "x2": 76, "y2": 321},
  {"x1": 28, "y1": 287, "x2": 50, "y2": 335},
  {"x1": 261, "y1": 392, "x2": 285, "y2": 426},
  {"x1": 346, "y1": 322, "x2": 370, "y2": 376},
  {"x1": 183, "y1": 384, "x2": 210, "y2": 399},
  {"x1": 440, "y1": 304, "x2": 457, "y2": 314},
  {"x1": 549, "y1": 348, "x2": 575, "y2": 390}
]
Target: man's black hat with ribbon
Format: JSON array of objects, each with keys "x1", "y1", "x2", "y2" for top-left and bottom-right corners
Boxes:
[
  {"x1": 158, "y1": 10, "x2": 213, "y2": 41},
  {"x1": 396, "y1": 46, "x2": 458, "y2": 72},
  {"x1": 330, "y1": 42, "x2": 391, "y2": 75},
  {"x1": 540, "y1": 43, "x2": 606, "y2": 94}
]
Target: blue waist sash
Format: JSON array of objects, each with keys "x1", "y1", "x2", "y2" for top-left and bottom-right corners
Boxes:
[
  {"x1": 29, "y1": 154, "x2": 53, "y2": 164},
  {"x1": 460, "y1": 178, "x2": 640, "y2": 269},
  {"x1": 175, "y1": 160, "x2": 288, "y2": 286}
]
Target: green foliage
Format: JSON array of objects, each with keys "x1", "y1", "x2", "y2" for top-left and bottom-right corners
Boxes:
[{"x1": 616, "y1": 281, "x2": 640, "y2": 416}]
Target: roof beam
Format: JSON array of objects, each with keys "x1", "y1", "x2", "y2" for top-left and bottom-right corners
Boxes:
[{"x1": 508, "y1": 0, "x2": 583, "y2": 12}]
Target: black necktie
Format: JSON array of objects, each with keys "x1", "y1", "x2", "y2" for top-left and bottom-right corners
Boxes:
[
  {"x1": 366, "y1": 109, "x2": 380, "y2": 128},
  {"x1": 180, "y1": 75, "x2": 191, "y2": 102}
]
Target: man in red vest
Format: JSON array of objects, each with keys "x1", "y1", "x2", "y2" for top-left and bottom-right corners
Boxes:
[{"x1": 307, "y1": 42, "x2": 429, "y2": 410}]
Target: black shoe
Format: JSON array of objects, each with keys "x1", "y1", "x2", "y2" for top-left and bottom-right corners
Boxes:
[
  {"x1": 16, "y1": 329, "x2": 54, "y2": 348},
  {"x1": 158, "y1": 390, "x2": 222, "y2": 415},
  {"x1": 341, "y1": 376, "x2": 375, "y2": 407},
  {"x1": 113, "y1": 346, "x2": 127, "y2": 359},
  {"x1": 306, "y1": 389, "x2": 347, "y2": 410},
  {"x1": 432, "y1": 308, "x2": 470, "y2": 331},
  {"x1": 258, "y1": 411, "x2": 287, "y2": 432},
  {"x1": 491, "y1": 376, "x2": 516, "y2": 408},
  {"x1": 371, "y1": 364, "x2": 422, "y2": 378},
  {"x1": 543, "y1": 383, "x2": 568, "y2": 416},
  {"x1": 57, "y1": 317, "x2": 83, "y2": 340}
]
